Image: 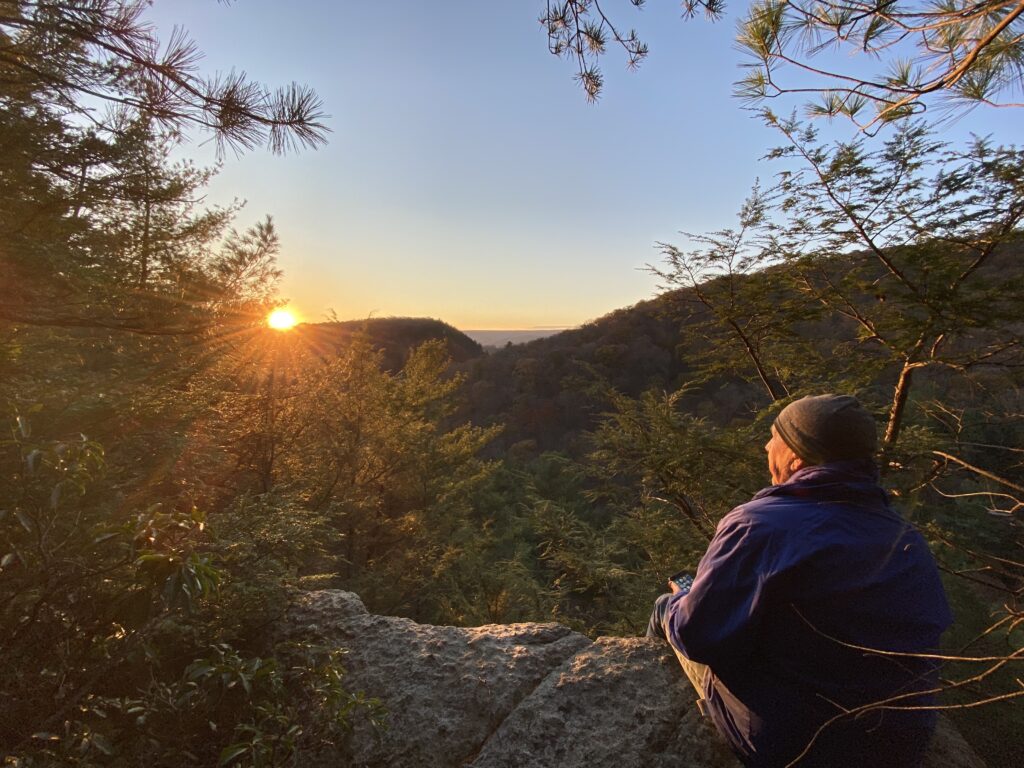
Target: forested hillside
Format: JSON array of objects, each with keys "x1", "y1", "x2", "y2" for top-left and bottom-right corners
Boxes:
[
  {"x1": 2, "y1": 3, "x2": 1022, "y2": 767},
  {"x1": 460, "y1": 240, "x2": 1024, "y2": 456},
  {"x1": 301, "y1": 317, "x2": 483, "y2": 371}
]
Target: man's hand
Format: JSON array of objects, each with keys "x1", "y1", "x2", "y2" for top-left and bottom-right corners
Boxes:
[{"x1": 667, "y1": 573, "x2": 694, "y2": 595}]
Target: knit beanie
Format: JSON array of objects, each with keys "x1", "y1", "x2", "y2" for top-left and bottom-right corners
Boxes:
[{"x1": 773, "y1": 394, "x2": 877, "y2": 465}]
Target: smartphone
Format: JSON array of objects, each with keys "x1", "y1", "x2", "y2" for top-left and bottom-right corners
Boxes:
[{"x1": 669, "y1": 570, "x2": 694, "y2": 594}]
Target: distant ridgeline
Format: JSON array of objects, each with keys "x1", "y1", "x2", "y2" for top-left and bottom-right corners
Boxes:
[
  {"x1": 295, "y1": 241, "x2": 1024, "y2": 460},
  {"x1": 455, "y1": 292, "x2": 694, "y2": 455},
  {"x1": 453, "y1": 241, "x2": 1024, "y2": 457},
  {"x1": 464, "y1": 329, "x2": 567, "y2": 350},
  {"x1": 301, "y1": 317, "x2": 484, "y2": 371}
]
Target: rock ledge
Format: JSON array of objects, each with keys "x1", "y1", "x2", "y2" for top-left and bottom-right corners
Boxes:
[{"x1": 282, "y1": 590, "x2": 984, "y2": 768}]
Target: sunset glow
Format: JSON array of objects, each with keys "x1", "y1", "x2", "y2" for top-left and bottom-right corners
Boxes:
[{"x1": 267, "y1": 308, "x2": 298, "y2": 330}]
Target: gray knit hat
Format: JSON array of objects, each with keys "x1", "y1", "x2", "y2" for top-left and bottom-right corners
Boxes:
[{"x1": 773, "y1": 394, "x2": 877, "y2": 465}]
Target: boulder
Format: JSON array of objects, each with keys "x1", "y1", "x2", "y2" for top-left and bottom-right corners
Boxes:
[{"x1": 282, "y1": 591, "x2": 985, "y2": 768}]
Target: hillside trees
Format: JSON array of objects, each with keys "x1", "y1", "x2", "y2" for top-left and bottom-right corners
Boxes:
[
  {"x1": 1, "y1": 315, "x2": 517, "y2": 763},
  {"x1": 188, "y1": 333, "x2": 504, "y2": 622},
  {"x1": 653, "y1": 186, "x2": 819, "y2": 403},
  {"x1": 589, "y1": 389, "x2": 761, "y2": 539},
  {"x1": 542, "y1": 0, "x2": 1024, "y2": 126},
  {"x1": 0, "y1": 201, "x2": 310, "y2": 765},
  {"x1": 1, "y1": 281, "x2": 518, "y2": 759},
  {"x1": 104, "y1": 118, "x2": 236, "y2": 292}
]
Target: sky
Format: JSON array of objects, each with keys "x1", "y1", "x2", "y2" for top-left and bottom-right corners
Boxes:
[{"x1": 144, "y1": 1, "x2": 1022, "y2": 330}]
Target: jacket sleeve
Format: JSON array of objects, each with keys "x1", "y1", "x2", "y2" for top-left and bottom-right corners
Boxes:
[{"x1": 665, "y1": 508, "x2": 780, "y2": 673}]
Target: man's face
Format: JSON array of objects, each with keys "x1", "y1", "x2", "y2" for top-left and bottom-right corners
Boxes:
[{"x1": 765, "y1": 426, "x2": 803, "y2": 485}]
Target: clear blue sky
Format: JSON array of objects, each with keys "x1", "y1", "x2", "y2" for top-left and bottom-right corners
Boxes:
[{"x1": 145, "y1": 1, "x2": 1022, "y2": 329}]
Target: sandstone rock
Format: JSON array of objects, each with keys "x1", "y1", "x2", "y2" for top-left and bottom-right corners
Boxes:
[{"x1": 284, "y1": 591, "x2": 984, "y2": 768}]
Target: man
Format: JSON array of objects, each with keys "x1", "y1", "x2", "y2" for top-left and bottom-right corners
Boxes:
[{"x1": 648, "y1": 394, "x2": 952, "y2": 767}]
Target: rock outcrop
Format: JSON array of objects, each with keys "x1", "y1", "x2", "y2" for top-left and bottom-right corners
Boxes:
[{"x1": 283, "y1": 590, "x2": 984, "y2": 768}]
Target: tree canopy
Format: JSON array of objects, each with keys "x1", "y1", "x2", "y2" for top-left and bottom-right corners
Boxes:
[{"x1": 543, "y1": 0, "x2": 1024, "y2": 126}]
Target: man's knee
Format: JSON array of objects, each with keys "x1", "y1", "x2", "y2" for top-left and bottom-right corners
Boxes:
[{"x1": 646, "y1": 592, "x2": 674, "y2": 640}]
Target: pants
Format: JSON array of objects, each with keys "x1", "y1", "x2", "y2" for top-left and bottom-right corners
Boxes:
[{"x1": 647, "y1": 592, "x2": 710, "y2": 709}]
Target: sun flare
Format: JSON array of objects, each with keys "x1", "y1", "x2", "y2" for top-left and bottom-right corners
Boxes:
[{"x1": 267, "y1": 308, "x2": 298, "y2": 330}]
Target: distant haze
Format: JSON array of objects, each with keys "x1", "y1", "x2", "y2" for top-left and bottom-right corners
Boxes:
[{"x1": 463, "y1": 329, "x2": 569, "y2": 348}]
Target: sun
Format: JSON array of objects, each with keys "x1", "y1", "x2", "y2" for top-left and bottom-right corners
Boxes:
[{"x1": 267, "y1": 308, "x2": 298, "y2": 331}]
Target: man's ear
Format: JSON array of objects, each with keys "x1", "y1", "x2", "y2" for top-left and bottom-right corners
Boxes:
[{"x1": 789, "y1": 456, "x2": 806, "y2": 474}]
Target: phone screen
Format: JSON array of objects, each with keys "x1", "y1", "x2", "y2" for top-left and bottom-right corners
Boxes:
[{"x1": 670, "y1": 571, "x2": 694, "y2": 594}]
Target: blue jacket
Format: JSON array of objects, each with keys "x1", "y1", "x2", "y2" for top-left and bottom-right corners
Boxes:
[{"x1": 665, "y1": 461, "x2": 952, "y2": 767}]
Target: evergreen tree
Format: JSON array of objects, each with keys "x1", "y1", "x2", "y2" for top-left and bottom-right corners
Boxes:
[
  {"x1": 542, "y1": 0, "x2": 1024, "y2": 125},
  {"x1": 0, "y1": 1, "x2": 326, "y2": 155}
]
